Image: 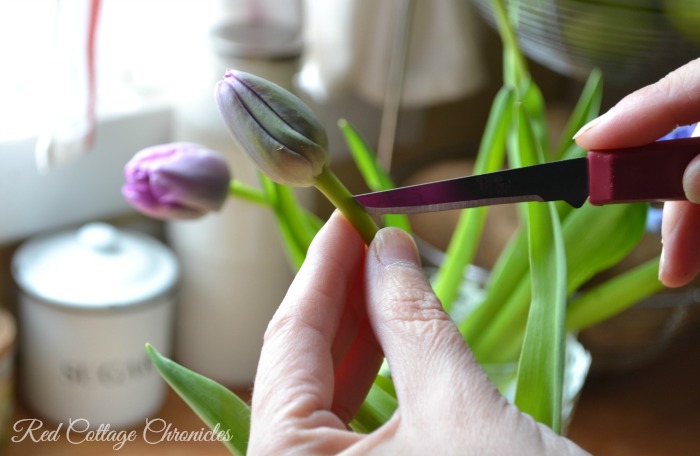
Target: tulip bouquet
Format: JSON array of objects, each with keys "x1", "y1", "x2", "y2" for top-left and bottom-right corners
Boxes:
[{"x1": 122, "y1": 3, "x2": 670, "y2": 454}]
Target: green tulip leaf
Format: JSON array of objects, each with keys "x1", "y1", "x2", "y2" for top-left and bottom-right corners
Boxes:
[
  {"x1": 146, "y1": 344, "x2": 250, "y2": 456},
  {"x1": 510, "y1": 105, "x2": 567, "y2": 433},
  {"x1": 338, "y1": 119, "x2": 394, "y2": 191},
  {"x1": 434, "y1": 86, "x2": 515, "y2": 312},
  {"x1": 516, "y1": 198, "x2": 566, "y2": 433},
  {"x1": 556, "y1": 69, "x2": 603, "y2": 159},
  {"x1": 338, "y1": 118, "x2": 412, "y2": 233},
  {"x1": 471, "y1": 202, "x2": 648, "y2": 364},
  {"x1": 567, "y1": 256, "x2": 664, "y2": 332}
]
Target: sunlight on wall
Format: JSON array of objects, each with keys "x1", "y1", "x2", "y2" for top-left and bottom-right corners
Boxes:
[{"x1": 0, "y1": 0, "x2": 218, "y2": 141}]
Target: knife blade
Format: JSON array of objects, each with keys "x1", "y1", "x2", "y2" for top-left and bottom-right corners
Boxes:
[{"x1": 354, "y1": 136, "x2": 700, "y2": 215}]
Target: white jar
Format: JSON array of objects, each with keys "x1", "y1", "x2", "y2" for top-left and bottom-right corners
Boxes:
[
  {"x1": 12, "y1": 223, "x2": 178, "y2": 429},
  {"x1": 168, "y1": 15, "x2": 309, "y2": 386}
]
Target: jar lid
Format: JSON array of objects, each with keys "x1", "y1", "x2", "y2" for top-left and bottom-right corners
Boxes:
[
  {"x1": 12, "y1": 223, "x2": 179, "y2": 309},
  {"x1": 211, "y1": 21, "x2": 303, "y2": 59}
]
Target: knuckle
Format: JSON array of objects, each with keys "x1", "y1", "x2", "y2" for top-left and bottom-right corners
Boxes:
[
  {"x1": 379, "y1": 279, "x2": 452, "y2": 337},
  {"x1": 263, "y1": 311, "x2": 303, "y2": 344}
]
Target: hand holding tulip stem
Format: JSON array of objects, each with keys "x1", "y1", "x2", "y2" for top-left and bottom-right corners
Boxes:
[
  {"x1": 120, "y1": 60, "x2": 700, "y2": 455},
  {"x1": 247, "y1": 212, "x2": 588, "y2": 455}
]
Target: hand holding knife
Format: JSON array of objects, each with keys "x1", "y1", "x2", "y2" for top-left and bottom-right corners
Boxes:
[{"x1": 354, "y1": 137, "x2": 700, "y2": 214}]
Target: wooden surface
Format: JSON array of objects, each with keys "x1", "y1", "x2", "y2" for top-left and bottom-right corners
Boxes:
[
  {"x1": 568, "y1": 327, "x2": 700, "y2": 455},
  {"x1": 3, "y1": 329, "x2": 700, "y2": 455}
]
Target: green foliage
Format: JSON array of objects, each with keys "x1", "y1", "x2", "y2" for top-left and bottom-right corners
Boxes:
[
  {"x1": 556, "y1": 68, "x2": 603, "y2": 159},
  {"x1": 338, "y1": 119, "x2": 412, "y2": 232},
  {"x1": 145, "y1": 344, "x2": 250, "y2": 456},
  {"x1": 566, "y1": 256, "x2": 664, "y2": 331},
  {"x1": 433, "y1": 86, "x2": 515, "y2": 312},
  {"x1": 349, "y1": 375, "x2": 398, "y2": 433},
  {"x1": 511, "y1": 105, "x2": 567, "y2": 434},
  {"x1": 451, "y1": 6, "x2": 649, "y2": 429}
]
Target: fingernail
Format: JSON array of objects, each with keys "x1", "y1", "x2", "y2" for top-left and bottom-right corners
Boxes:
[
  {"x1": 573, "y1": 110, "x2": 611, "y2": 140},
  {"x1": 374, "y1": 228, "x2": 421, "y2": 267},
  {"x1": 659, "y1": 246, "x2": 666, "y2": 282}
]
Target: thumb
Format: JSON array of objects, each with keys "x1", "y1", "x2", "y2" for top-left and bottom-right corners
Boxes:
[
  {"x1": 364, "y1": 228, "x2": 499, "y2": 418},
  {"x1": 363, "y1": 229, "x2": 589, "y2": 456},
  {"x1": 683, "y1": 155, "x2": 700, "y2": 204}
]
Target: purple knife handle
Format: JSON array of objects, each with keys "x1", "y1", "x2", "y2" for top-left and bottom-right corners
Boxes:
[{"x1": 588, "y1": 136, "x2": 700, "y2": 205}]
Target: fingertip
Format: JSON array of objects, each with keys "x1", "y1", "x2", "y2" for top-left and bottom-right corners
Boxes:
[
  {"x1": 659, "y1": 201, "x2": 700, "y2": 288},
  {"x1": 683, "y1": 155, "x2": 700, "y2": 204},
  {"x1": 657, "y1": 247, "x2": 684, "y2": 288},
  {"x1": 370, "y1": 227, "x2": 421, "y2": 268},
  {"x1": 576, "y1": 59, "x2": 700, "y2": 150},
  {"x1": 659, "y1": 264, "x2": 695, "y2": 288},
  {"x1": 572, "y1": 106, "x2": 640, "y2": 151},
  {"x1": 572, "y1": 109, "x2": 610, "y2": 142}
]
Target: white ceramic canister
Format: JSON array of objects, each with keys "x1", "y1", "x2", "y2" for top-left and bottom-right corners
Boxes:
[
  {"x1": 12, "y1": 223, "x2": 178, "y2": 429},
  {"x1": 168, "y1": 15, "x2": 308, "y2": 386}
]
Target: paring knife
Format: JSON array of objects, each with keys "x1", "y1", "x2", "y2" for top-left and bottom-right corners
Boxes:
[{"x1": 354, "y1": 136, "x2": 700, "y2": 214}]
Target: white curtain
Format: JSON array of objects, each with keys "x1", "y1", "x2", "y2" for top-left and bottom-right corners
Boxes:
[{"x1": 35, "y1": 0, "x2": 101, "y2": 171}]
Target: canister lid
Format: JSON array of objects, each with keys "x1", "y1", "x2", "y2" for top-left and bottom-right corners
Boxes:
[
  {"x1": 12, "y1": 223, "x2": 179, "y2": 309},
  {"x1": 211, "y1": 21, "x2": 303, "y2": 59}
]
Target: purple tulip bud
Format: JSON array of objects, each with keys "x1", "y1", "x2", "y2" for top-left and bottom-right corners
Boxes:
[
  {"x1": 122, "y1": 142, "x2": 231, "y2": 220},
  {"x1": 215, "y1": 69, "x2": 329, "y2": 187}
]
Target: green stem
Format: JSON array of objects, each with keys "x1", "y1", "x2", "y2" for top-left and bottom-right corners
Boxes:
[
  {"x1": 314, "y1": 167, "x2": 379, "y2": 244},
  {"x1": 338, "y1": 119, "x2": 412, "y2": 234},
  {"x1": 228, "y1": 179, "x2": 269, "y2": 206}
]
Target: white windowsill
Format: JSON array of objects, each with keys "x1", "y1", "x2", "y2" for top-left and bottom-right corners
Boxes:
[{"x1": 0, "y1": 106, "x2": 172, "y2": 245}]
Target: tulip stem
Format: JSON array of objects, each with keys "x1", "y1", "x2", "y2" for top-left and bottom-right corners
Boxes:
[
  {"x1": 314, "y1": 168, "x2": 379, "y2": 244},
  {"x1": 228, "y1": 180, "x2": 269, "y2": 207}
]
